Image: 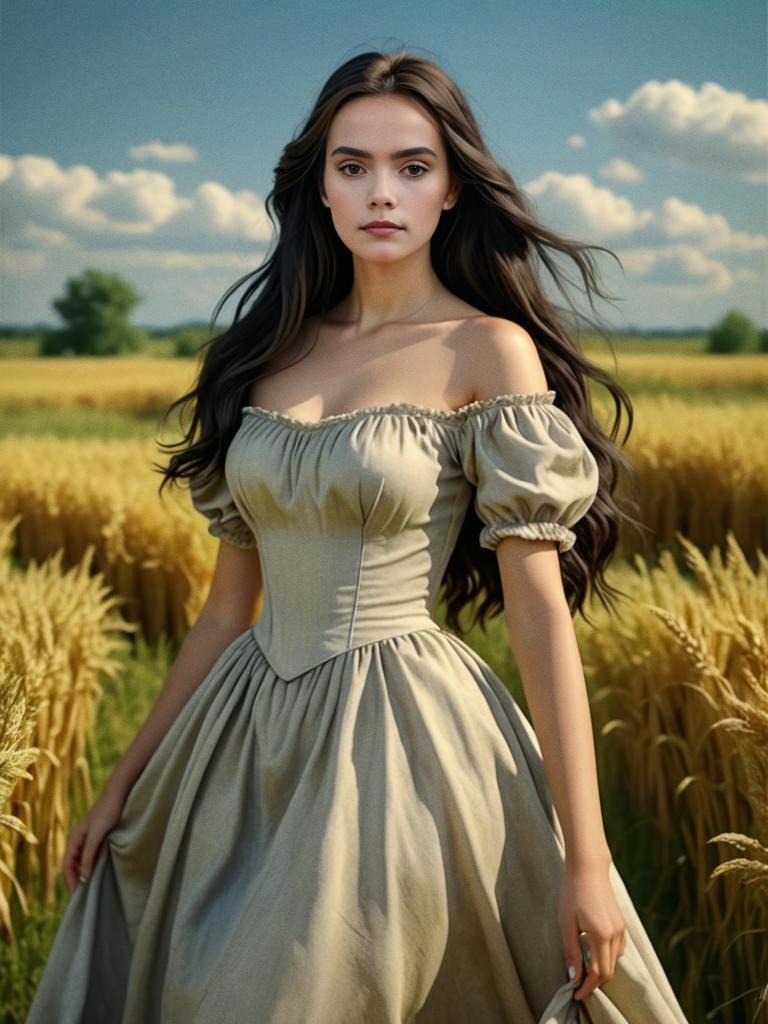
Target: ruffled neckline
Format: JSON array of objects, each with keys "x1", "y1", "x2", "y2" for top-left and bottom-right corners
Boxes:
[{"x1": 241, "y1": 390, "x2": 556, "y2": 432}]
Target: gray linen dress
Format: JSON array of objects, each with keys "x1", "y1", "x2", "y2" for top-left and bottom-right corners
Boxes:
[{"x1": 26, "y1": 390, "x2": 690, "y2": 1023}]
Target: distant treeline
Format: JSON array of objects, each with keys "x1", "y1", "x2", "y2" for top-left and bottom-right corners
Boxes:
[{"x1": 0, "y1": 322, "x2": 209, "y2": 339}]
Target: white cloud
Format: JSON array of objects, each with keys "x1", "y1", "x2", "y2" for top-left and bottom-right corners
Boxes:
[
  {"x1": 0, "y1": 153, "x2": 273, "y2": 247},
  {"x1": 599, "y1": 158, "x2": 644, "y2": 183},
  {"x1": 19, "y1": 222, "x2": 70, "y2": 247},
  {"x1": 0, "y1": 154, "x2": 13, "y2": 185},
  {"x1": 0, "y1": 245, "x2": 49, "y2": 274},
  {"x1": 589, "y1": 79, "x2": 768, "y2": 180},
  {"x1": 567, "y1": 134, "x2": 587, "y2": 149},
  {"x1": 0, "y1": 242, "x2": 267, "y2": 275},
  {"x1": 615, "y1": 243, "x2": 733, "y2": 295},
  {"x1": 523, "y1": 171, "x2": 655, "y2": 237},
  {"x1": 129, "y1": 140, "x2": 199, "y2": 163},
  {"x1": 65, "y1": 247, "x2": 266, "y2": 270},
  {"x1": 521, "y1": 168, "x2": 763, "y2": 306},
  {"x1": 92, "y1": 168, "x2": 192, "y2": 234},
  {"x1": 658, "y1": 196, "x2": 768, "y2": 252},
  {"x1": 178, "y1": 181, "x2": 271, "y2": 241},
  {"x1": 733, "y1": 267, "x2": 760, "y2": 282},
  {"x1": 0, "y1": 154, "x2": 190, "y2": 237}
]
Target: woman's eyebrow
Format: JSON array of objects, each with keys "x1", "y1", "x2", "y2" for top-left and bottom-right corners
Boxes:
[{"x1": 330, "y1": 146, "x2": 438, "y2": 159}]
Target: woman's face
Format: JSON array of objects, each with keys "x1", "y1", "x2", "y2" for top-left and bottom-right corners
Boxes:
[{"x1": 320, "y1": 93, "x2": 460, "y2": 263}]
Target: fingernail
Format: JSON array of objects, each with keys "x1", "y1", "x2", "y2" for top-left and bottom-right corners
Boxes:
[{"x1": 567, "y1": 964, "x2": 576, "y2": 980}]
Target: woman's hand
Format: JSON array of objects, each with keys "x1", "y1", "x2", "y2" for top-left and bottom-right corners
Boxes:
[
  {"x1": 62, "y1": 785, "x2": 127, "y2": 895},
  {"x1": 559, "y1": 855, "x2": 627, "y2": 1001}
]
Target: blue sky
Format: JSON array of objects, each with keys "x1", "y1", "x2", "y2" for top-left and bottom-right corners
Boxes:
[{"x1": 1, "y1": 0, "x2": 766, "y2": 330}]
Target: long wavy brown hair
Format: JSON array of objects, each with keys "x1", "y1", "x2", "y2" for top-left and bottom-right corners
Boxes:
[{"x1": 155, "y1": 47, "x2": 646, "y2": 635}]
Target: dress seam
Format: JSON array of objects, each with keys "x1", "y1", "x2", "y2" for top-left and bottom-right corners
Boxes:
[
  {"x1": 249, "y1": 621, "x2": 443, "y2": 681},
  {"x1": 349, "y1": 475, "x2": 386, "y2": 649},
  {"x1": 347, "y1": 520, "x2": 365, "y2": 649}
]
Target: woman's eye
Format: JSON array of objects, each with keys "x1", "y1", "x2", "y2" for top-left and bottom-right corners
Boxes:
[{"x1": 339, "y1": 163, "x2": 427, "y2": 177}]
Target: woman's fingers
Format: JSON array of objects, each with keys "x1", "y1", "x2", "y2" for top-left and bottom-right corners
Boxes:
[
  {"x1": 79, "y1": 833, "x2": 102, "y2": 881},
  {"x1": 561, "y1": 917, "x2": 584, "y2": 985},
  {"x1": 573, "y1": 923, "x2": 627, "y2": 1000},
  {"x1": 62, "y1": 822, "x2": 86, "y2": 894},
  {"x1": 573, "y1": 930, "x2": 609, "y2": 1000},
  {"x1": 612, "y1": 929, "x2": 625, "y2": 974}
]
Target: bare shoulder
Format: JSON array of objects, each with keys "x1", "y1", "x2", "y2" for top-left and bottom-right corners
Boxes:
[{"x1": 457, "y1": 316, "x2": 549, "y2": 401}]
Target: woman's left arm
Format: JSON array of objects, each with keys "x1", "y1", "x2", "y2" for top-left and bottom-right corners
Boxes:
[
  {"x1": 496, "y1": 535, "x2": 627, "y2": 1001},
  {"x1": 464, "y1": 316, "x2": 627, "y2": 999}
]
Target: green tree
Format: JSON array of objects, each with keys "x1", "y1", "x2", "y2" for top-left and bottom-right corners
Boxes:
[
  {"x1": 42, "y1": 269, "x2": 148, "y2": 356},
  {"x1": 706, "y1": 309, "x2": 759, "y2": 354},
  {"x1": 173, "y1": 326, "x2": 209, "y2": 357},
  {"x1": 759, "y1": 328, "x2": 768, "y2": 354}
]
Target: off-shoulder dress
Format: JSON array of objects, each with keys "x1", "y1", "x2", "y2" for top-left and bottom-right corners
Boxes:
[{"x1": 26, "y1": 391, "x2": 689, "y2": 1024}]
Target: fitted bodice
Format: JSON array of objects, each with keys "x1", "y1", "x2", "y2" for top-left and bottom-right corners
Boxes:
[{"x1": 190, "y1": 392, "x2": 599, "y2": 679}]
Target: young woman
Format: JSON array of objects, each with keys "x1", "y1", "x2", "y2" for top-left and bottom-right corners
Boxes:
[{"x1": 28, "y1": 50, "x2": 690, "y2": 1023}]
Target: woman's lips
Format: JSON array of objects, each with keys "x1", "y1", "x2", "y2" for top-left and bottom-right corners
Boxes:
[{"x1": 363, "y1": 226, "x2": 403, "y2": 236}]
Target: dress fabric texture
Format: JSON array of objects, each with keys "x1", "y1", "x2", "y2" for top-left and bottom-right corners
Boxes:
[{"x1": 26, "y1": 390, "x2": 690, "y2": 1024}]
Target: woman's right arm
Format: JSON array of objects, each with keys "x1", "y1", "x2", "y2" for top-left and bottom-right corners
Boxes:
[
  {"x1": 105, "y1": 540, "x2": 263, "y2": 799},
  {"x1": 64, "y1": 541, "x2": 263, "y2": 891}
]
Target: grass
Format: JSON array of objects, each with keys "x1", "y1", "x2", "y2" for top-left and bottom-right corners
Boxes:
[{"x1": 0, "y1": 407, "x2": 166, "y2": 440}]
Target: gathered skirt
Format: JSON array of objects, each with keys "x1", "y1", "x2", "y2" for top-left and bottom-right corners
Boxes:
[{"x1": 26, "y1": 624, "x2": 689, "y2": 1023}]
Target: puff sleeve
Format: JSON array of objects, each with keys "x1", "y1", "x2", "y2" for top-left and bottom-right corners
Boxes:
[
  {"x1": 459, "y1": 392, "x2": 599, "y2": 554},
  {"x1": 189, "y1": 464, "x2": 258, "y2": 549}
]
